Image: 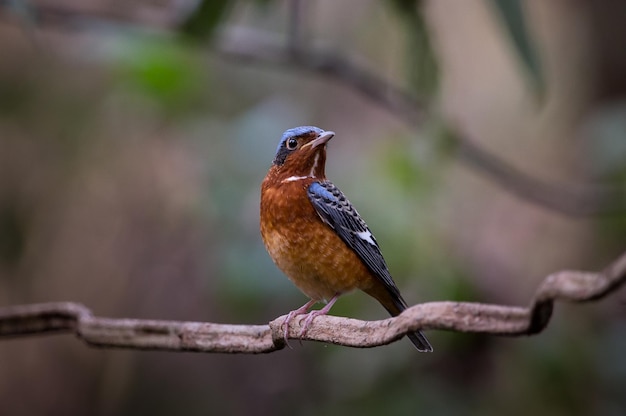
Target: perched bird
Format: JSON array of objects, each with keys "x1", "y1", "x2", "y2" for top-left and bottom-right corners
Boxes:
[{"x1": 260, "y1": 126, "x2": 432, "y2": 352}]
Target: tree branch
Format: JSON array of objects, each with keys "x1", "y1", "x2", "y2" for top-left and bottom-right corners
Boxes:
[
  {"x1": 1, "y1": 250, "x2": 625, "y2": 353},
  {"x1": 216, "y1": 28, "x2": 626, "y2": 216},
  {"x1": 0, "y1": 2, "x2": 623, "y2": 216},
  {"x1": 0, "y1": 2, "x2": 625, "y2": 353}
]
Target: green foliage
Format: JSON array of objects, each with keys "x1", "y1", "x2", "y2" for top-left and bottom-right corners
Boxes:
[
  {"x1": 382, "y1": 143, "x2": 431, "y2": 193},
  {"x1": 490, "y1": 0, "x2": 544, "y2": 95},
  {"x1": 0, "y1": 2, "x2": 623, "y2": 415},
  {"x1": 0, "y1": 201, "x2": 26, "y2": 268},
  {"x1": 584, "y1": 105, "x2": 626, "y2": 249},
  {"x1": 180, "y1": 0, "x2": 235, "y2": 41},
  {"x1": 114, "y1": 38, "x2": 205, "y2": 115},
  {"x1": 387, "y1": 0, "x2": 439, "y2": 98}
]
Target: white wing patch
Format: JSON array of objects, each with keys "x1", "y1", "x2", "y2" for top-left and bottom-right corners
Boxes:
[{"x1": 357, "y1": 230, "x2": 376, "y2": 246}]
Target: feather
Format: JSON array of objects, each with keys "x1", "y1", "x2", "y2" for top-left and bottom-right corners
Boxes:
[
  {"x1": 307, "y1": 181, "x2": 432, "y2": 352},
  {"x1": 307, "y1": 181, "x2": 404, "y2": 308}
]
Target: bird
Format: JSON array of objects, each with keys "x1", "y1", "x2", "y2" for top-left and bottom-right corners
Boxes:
[{"x1": 260, "y1": 126, "x2": 432, "y2": 352}]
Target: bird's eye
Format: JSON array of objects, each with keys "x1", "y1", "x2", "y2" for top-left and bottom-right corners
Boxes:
[{"x1": 286, "y1": 137, "x2": 298, "y2": 150}]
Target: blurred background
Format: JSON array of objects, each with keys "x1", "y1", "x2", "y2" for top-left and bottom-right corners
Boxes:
[{"x1": 1, "y1": 0, "x2": 626, "y2": 415}]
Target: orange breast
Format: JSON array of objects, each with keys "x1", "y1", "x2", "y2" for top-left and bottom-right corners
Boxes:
[{"x1": 260, "y1": 179, "x2": 373, "y2": 302}]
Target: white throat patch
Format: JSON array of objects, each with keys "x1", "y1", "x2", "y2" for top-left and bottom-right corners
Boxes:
[
  {"x1": 280, "y1": 152, "x2": 321, "y2": 184},
  {"x1": 282, "y1": 175, "x2": 311, "y2": 183},
  {"x1": 309, "y1": 152, "x2": 320, "y2": 178}
]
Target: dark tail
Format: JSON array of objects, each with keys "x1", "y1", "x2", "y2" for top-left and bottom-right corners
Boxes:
[
  {"x1": 364, "y1": 285, "x2": 433, "y2": 352},
  {"x1": 406, "y1": 329, "x2": 433, "y2": 352}
]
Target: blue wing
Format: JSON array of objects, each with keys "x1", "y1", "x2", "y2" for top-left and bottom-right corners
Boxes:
[
  {"x1": 308, "y1": 181, "x2": 433, "y2": 352},
  {"x1": 307, "y1": 181, "x2": 404, "y2": 305}
]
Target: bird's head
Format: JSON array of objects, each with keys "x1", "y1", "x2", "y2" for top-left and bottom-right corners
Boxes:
[{"x1": 269, "y1": 126, "x2": 335, "y2": 181}]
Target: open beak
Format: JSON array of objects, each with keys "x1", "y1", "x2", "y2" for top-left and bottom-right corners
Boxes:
[{"x1": 307, "y1": 131, "x2": 335, "y2": 149}]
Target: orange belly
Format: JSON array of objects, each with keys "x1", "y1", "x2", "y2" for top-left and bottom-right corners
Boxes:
[{"x1": 261, "y1": 183, "x2": 373, "y2": 302}]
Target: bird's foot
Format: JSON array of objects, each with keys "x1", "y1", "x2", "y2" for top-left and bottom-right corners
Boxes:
[
  {"x1": 282, "y1": 294, "x2": 340, "y2": 348},
  {"x1": 299, "y1": 294, "x2": 339, "y2": 338},
  {"x1": 283, "y1": 299, "x2": 317, "y2": 348}
]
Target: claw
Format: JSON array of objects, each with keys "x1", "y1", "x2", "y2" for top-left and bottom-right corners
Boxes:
[
  {"x1": 283, "y1": 299, "x2": 316, "y2": 348},
  {"x1": 299, "y1": 294, "x2": 340, "y2": 338},
  {"x1": 282, "y1": 294, "x2": 340, "y2": 347}
]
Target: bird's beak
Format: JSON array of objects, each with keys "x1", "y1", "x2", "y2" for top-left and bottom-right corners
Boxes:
[{"x1": 307, "y1": 131, "x2": 335, "y2": 149}]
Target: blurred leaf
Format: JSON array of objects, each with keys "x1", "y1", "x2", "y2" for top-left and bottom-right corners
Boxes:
[
  {"x1": 0, "y1": 201, "x2": 26, "y2": 268},
  {"x1": 582, "y1": 104, "x2": 626, "y2": 250},
  {"x1": 490, "y1": 0, "x2": 544, "y2": 96},
  {"x1": 180, "y1": 0, "x2": 235, "y2": 41},
  {"x1": 116, "y1": 39, "x2": 204, "y2": 114},
  {"x1": 387, "y1": 0, "x2": 439, "y2": 98},
  {"x1": 252, "y1": 0, "x2": 277, "y2": 7},
  {"x1": 5, "y1": 0, "x2": 36, "y2": 27},
  {"x1": 432, "y1": 122, "x2": 461, "y2": 160},
  {"x1": 382, "y1": 144, "x2": 430, "y2": 193},
  {"x1": 585, "y1": 103, "x2": 626, "y2": 178}
]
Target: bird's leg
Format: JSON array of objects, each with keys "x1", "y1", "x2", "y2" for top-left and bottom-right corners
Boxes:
[
  {"x1": 283, "y1": 299, "x2": 317, "y2": 347},
  {"x1": 299, "y1": 294, "x2": 340, "y2": 338}
]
